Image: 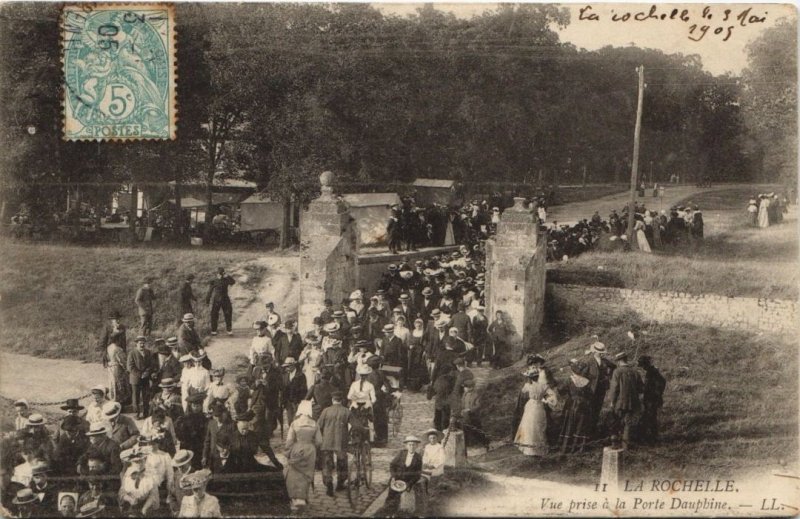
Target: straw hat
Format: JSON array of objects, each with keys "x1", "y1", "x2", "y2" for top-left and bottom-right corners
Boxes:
[
  {"x1": 182, "y1": 313, "x2": 195, "y2": 322},
  {"x1": 423, "y1": 428, "x2": 444, "y2": 441},
  {"x1": 86, "y1": 422, "x2": 109, "y2": 436},
  {"x1": 182, "y1": 469, "x2": 212, "y2": 489},
  {"x1": 172, "y1": 449, "x2": 194, "y2": 468},
  {"x1": 403, "y1": 435, "x2": 421, "y2": 444},
  {"x1": 12, "y1": 488, "x2": 37, "y2": 505},
  {"x1": 390, "y1": 479, "x2": 408, "y2": 492},
  {"x1": 356, "y1": 364, "x2": 373, "y2": 376},
  {"x1": 26, "y1": 414, "x2": 45, "y2": 427},
  {"x1": 102, "y1": 401, "x2": 122, "y2": 420}
]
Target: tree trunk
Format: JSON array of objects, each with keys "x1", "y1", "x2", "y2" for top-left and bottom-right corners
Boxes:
[
  {"x1": 128, "y1": 184, "x2": 137, "y2": 239},
  {"x1": 203, "y1": 178, "x2": 214, "y2": 240},
  {"x1": 280, "y1": 198, "x2": 291, "y2": 249},
  {"x1": 174, "y1": 178, "x2": 183, "y2": 238}
]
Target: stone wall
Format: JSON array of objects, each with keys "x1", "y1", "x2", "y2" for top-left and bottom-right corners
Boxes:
[
  {"x1": 485, "y1": 197, "x2": 547, "y2": 362},
  {"x1": 547, "y1": 283, "x2": 798, "y2": 334}
]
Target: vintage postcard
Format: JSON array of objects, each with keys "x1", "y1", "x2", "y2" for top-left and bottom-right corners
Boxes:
[
  {"x1": 0, "y1": 2, "x2": 797, "y2": 518},
  {"x1": 61, "y1": 4, "x2": 176, "y2": 141}
]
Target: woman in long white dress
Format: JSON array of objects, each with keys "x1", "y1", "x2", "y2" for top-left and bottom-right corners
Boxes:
[
  {"x1": 299, "y1": 335, "x2": 323, "y2": 390},
  {"x1": 513, "y1": 368, "x2": 557, "y2": 456},
  {"x1": 634, "y1": 218, "x2": 651, "y2": 253},
  {"x1": 758, "y1": 196, "x2": 770, "y2": 228}
]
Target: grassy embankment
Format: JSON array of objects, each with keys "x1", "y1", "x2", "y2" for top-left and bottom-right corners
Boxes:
[
  {"x1": 549, "y1": 187, "x2": 798, "y2": 300},
  {"x1": 473, "y1": 317, "x2": 798, "y2": 485},
  {"x1": 0, "y1": 241, "x2": 270, "y2": 362}
]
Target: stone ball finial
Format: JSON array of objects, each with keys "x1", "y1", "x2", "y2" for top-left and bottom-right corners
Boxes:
[{"x1": 319, "y1": 171, "x2": 334, "y2": 188}]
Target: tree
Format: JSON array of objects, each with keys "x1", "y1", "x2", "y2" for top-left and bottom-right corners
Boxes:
[{"x1": 741, "y1": 18, "x2": 797, "y2": 186}]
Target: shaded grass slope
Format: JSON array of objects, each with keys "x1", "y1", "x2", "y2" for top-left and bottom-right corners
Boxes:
[
  {"x1": 0, "y1": 241, "x2": 267, "y2": 362},
  {"x1": 475, "y1": 319, "x2": 798, "y2": 484}
]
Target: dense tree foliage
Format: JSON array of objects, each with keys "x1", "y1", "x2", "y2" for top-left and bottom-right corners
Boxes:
[
  {"x1": 740, "y1": 17, "x2": 797, "y2": 187},
  {"x1": 0, "y1": 3, "x2": 788, "y2": 227}
]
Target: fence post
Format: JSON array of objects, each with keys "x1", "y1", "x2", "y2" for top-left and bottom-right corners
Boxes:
[{"x1": 600, "y1": 446, "x2": 624, "y2": 492}]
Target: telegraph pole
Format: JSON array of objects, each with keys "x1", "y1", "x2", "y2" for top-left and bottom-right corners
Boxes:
[{"x1": 626, "y1": 66, "x2": 645, "y2": 243}]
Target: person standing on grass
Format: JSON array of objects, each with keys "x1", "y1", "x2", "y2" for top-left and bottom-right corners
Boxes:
[
  {"x1": 135, "y1": 277, "x2": 156, "y2": 337},
  {"x1": 638, "y1": 355, "x2": 666, "y2": 445},
  {"x1": 609, "y1": 352, "x2": 642, "y2": 450},
  {"x1": 206, "y1": 267, "x2": 235, "y2": 336},
  {"x1": 128, "y1": 336, "x2": 155, "y2": 419},
  {"x1": 583, "y1": 340, "x2": 616, "y2": 438},
  {"x1": 177, "y1": 274, "x2": 197, "y2": 325}
]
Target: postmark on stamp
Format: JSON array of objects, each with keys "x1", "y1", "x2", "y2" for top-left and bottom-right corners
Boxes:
[{"x1": 61, "y1": 4, "x2": 176, "y2": 141}]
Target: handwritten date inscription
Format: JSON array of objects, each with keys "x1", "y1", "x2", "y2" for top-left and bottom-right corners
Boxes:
[{"x1": 578, "y1": 5, "x2": 768, "y2": 42}]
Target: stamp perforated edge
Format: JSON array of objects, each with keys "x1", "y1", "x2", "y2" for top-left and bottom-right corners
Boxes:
[{"x1": 60, "y1": 3, "x2": 177, "y2": 142}]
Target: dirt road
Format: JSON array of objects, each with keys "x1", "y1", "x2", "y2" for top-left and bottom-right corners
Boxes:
[{"x1": 0, "y1": 256, "x2": 300, "y2": 410}]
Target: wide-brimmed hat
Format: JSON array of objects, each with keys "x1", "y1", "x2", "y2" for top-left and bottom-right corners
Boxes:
[
  {"x1": 60, "y1": 398, "x2": 85, "y2": 411},
  {"x1": 120, "y1": 448, "x2": 145, "y2": 463},
  {"x1": 179, "y1": 353, "x2": 194, "y2": 363},
  {"x1": 182, "y1": 313, "x2": 195, "y2": 322},
  {"x1": 589, "y1": 341, "x2": 606, "y2": 354},
  {"x1": 390, "y1": 479, "x2": 407, "y2": 492},
  {"x1": 403, "y1": 435, "x2": 421, "y2": 444},
  {"x1": 282, "y1": 357, "x2": 298, "y2": 367},
  {"x1": 382, "y1": 324, "x2": 395, "y2": 333},
  {"x1": 399, "y1": 293, "x2": 410, "y2": 301},
  {"x1": 166, "y1": 337, "x2": 179, "y2": 347},
  {"x1": 12, "y1": 488, "x2": 37, "y2": 505},
  {"x1": 356, "y1": 364, "x2": 373, "y2": 376},
  {"x1": 76, "y1": 501, "x2": 106, "y2": 518},
  {"x1": 191, "y1": 349, "x2": 207, "y2": 361},
  {"x1": 323, "y1": 322, "x2": 340, "y2": 333},
  {"x1": 13, "y1": 398, "x2": 28, "y2": 408},
  {"x1": 26, "y1": 414, "x2": 45, "y2": 427},
  {"x1": 30, "y1": 461, "x2": 50, "y2": 475},
  {"x1": 102, "y1": 401, "x2": 122, "y2": 420},
  {"x1": 421, "y1": 287, "x2": 434, "y2": 296},
  {"x1": 182, "y1": 469, "x2": 212, "y2": 489},
  {"x1": 172, "y1": 449, "x2": 194, "y2": 468},
  {"x1": 423, "y1": 428, "x2": 444, "y2": 441},
  {"x1": 86, "y1": 422, "x2": 109, "y2": 436}
]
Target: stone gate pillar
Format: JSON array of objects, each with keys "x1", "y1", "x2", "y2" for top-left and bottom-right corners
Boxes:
[
  {"x1": 485, "y1": 197, "x2": 546, "y2": 362},
  {"x1": 298, "y1": 171, "x2": 356, "y2": 331}
]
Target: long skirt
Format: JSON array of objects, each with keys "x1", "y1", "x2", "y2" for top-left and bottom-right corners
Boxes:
[
  {"x1": 636, "y1": 230, "x2": 651, "y2": 253},
  {"x1": 758, "y1": 206, "x2": 769, "y2": 228},
  {"x1": 285, "y1": 442, "x2": 316, "y2": 500},
  {"x1": 108, "y1": 365, "x2": 130, "y2": 404},
  {"x1": 559, "y1": 398, "x2": 592, "y2": 452},
  {"x1": 514, "y1": 399, "x2": 547, "y2": 456}
]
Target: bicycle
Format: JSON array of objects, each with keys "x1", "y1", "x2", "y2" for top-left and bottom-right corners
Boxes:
[{"x1": 347, "y1": 427, "x2": 372, "y2": 506}]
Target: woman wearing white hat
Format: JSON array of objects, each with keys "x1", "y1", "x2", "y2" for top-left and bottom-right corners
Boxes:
[
  {"x1": 381, "y1": 435, "x2": 423, "y2": 515},
  {"x1": 178, "y1": 469, "x2": 221, "y2": 518},
  {"x1": 298, "y1": 333, "x2": 323, "y2": 390},
  {"x1": 347, "y1": 364, "x2": 376, "y2": 409},
  {"x1": 167, "y1": 449, "x2": 194, "y2": 515},
  {"x1": 284, "y1": 400, "x2": 321, "y2": 512}
]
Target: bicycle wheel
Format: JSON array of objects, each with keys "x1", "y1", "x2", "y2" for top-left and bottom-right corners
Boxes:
[
  {"x1": 349, "y1": 448, "x2": 361, "y2": 502},
  {"x1": 363, "y1": 442, "x2": 373, "y2": 489}
]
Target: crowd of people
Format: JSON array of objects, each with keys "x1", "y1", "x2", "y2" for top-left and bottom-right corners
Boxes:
[
  {"x1": 748, "y1": 192, "x2": 788, "y2": 228},
  {"x1": 543, "y1": 202, "x2": 707, "y2": 261},
  {"x1": 2, "y1": 241, "x2": 525, "y2": 517},
  {"x1": 512, "y1": 342, "x2": 666, "y2": 457}
]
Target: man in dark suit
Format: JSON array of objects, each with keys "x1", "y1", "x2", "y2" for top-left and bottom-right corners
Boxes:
[
  {"x1": 417, "y1": 287, "x2": 438, "y2": 323},
  {"x1": 79, "y1": 423, "x2": 121, "y2": 475},
  {"x1": 202, "y1": 403, "x2": 235, "y2": 469},
  {"x1": 127, "y1": 336, "x2": 155, "y2": 418},
  {"x1": 206, "y1": 267, "x2": 235, "y2": 336},
  {"x1": 275, "y1": 320, "x2": 303, "y2": 362},
  {"x1": 397, "y1": 293, "x2": 414, "y2": 324},
  {"x1": 381, "y1": 324, "x2": 407, "y2": 369},
  {"x1": 250, "y1": 354, "x2": 284, "y2": 438},
  {"x1": 225, "y1": 410, "x2": 283, "y2": 472},
  {"x1": 450, "y1": 302, "x2": 473, "y2": 345},
  {"x1": 306, "y1": 367, "x2": 337, "y2": 420},
  {"x1": 424, "y1": 315, "x2": 448, "y2": 379},
  {"x1": 177, "y1": 314, "x2": 201, "y2": 355},
  {"x1": 281, "y1": 357, "x2": 307, "y2": 427},
  {"x1": 381, "y1": 436, "x2": 423, "y2": 514},
  {"x1": 638, "y1": 355, "x2": 666, "y2": 445},
  {"x1": 583, "y1": 341, "x2": 616, "y2": 438},
  {"x1": 317, "y1": 391, "x2": 350, "y2": 496},
  {"x1": 154, "y1": 340, "x2": 181, "y2": 383},
  {"x1": 609, "y1": 352, "x2": 642, "y2": 449},
  {"x1": 177, "y1": 274, "x2": 196, "y2": 324}
]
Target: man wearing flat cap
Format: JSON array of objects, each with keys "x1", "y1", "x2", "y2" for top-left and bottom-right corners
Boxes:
[
  {"x1": 609, "y1": 352, "x2": 642, "y2": 449},
  {"x1": 177, "y1": 314, "x2": 201, "y2": 356},
  {"x1": 206, "y1": 267, "x2": 235, "y2": 336}
]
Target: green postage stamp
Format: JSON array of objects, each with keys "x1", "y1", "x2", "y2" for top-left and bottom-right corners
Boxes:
[{"x1": 61, "y1": 4, "x2": 176, "y2": 141}]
